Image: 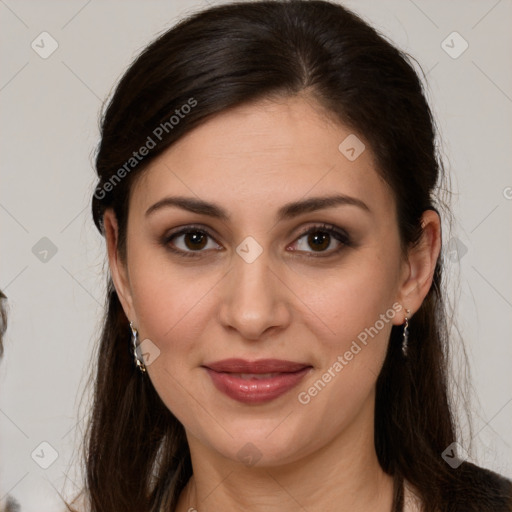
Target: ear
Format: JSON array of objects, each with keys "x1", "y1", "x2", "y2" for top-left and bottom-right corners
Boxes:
[
  {"x1": 394, "y1": 209, "x2": 441, "y2": 323},
  {"x1": 103, "y1": 209, "x2": 137, "y2": 323}
]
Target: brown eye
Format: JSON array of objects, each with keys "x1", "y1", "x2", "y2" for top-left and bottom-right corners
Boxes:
[
  {"x1": 307, "y1": 231, "x2": 331, "y2": 252},
  {"x1": 290, "y1": 224, "x2": 350, "y2": 256},
  {"x1": 183, "y1": 231, "x2": 208, "y2": 250},
  {"x1": 163, "y1": 227, "x2": 222, "y2": 257}
]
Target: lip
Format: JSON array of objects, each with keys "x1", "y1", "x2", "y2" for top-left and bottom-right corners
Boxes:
[{"x1": 203, "y1": 358, "x2": 312, "y2": 404}]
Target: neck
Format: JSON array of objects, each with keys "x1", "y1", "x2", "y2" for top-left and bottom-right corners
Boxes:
[{"x1": 175, "y1": 398, "x2": 395, "y2": 512}]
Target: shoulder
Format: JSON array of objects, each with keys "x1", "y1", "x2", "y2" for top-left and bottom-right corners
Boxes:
[{"x1": 443, "y1": 461, "x2": 512, "y2": 511}]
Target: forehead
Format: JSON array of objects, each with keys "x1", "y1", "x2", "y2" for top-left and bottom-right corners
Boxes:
[{"x1": 132, "y1": 95, "x2": 395, "y2": 219}]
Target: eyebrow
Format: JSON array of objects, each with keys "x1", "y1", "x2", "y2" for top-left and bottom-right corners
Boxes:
[{"x1": 145, "y1": 194, "x2": 370, "y2": 221}]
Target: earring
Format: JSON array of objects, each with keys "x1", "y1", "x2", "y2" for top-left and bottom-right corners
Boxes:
[
  {"x1": 130, "y1": 322, "x2": 147, "y2": 373},
  {"x1": 402, "y1": 309, "x2": 410, "y2": 357}
]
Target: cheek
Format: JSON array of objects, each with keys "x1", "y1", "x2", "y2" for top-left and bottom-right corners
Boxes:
[
  {"x1": 298, "y1": 255, "x2": 399, "y2": 349},
  {"x1": 290, "y1": 268, "x2": 398, "y2": 450},
  {"x1": 128, "y1": 257, "x2": 218, "y2": 428},
  {"x1": 128, "y1": 239, "x2": 216, "y2": 344},
  {"x1": 293, "y1": 254, "x2": 400, "y2": 404}
]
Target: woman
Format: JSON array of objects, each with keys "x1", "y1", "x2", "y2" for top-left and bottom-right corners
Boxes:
[{"x1": 71, "y1": 1, "x2": 512, "y2": 510}]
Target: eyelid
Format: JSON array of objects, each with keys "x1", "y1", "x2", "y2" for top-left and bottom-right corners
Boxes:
[
  {"x1": 293, "y1": 222, "x2": 349, "y2": 242},
  {"x1": 165, "y1": 223, "x2": 218, "y2": 239}
]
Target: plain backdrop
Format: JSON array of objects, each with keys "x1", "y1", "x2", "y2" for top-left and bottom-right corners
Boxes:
[{"x1": 1, "y1": 0, "x2": 511, "y2": 509}]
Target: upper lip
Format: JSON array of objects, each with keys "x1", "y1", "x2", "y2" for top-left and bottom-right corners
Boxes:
[{"x1": 203, "y1": 358, "x2": 310, "y2": 373}]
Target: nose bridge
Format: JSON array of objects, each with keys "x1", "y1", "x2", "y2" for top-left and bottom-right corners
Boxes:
[{"x1": 219, "y1": 236, "x2": 289, "y2": 339}]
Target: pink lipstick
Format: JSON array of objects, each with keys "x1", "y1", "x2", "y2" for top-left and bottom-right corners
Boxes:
[{"x1": 203, "y1": 358, "x2": 312, "y2": 404}]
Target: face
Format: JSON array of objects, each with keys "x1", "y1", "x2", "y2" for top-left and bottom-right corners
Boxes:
[{"x1": 106, "y1": 95, "x2": 432, "y2": 468}]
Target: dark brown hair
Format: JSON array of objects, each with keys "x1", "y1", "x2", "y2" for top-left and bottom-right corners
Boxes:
[{"x1": 71, "y1": 1, "x2": 498, "y2": 510}]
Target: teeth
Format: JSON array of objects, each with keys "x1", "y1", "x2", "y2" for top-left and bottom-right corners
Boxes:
[{"x1": 230, "y1": 373, "x2": 281, "y2": 380}]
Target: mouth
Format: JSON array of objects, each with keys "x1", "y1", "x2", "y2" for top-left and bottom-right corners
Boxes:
[{"x1": 202, "y1": 358, "x2": 313, "y2": 404}]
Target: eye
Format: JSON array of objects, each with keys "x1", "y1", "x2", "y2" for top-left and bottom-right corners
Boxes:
[
  {"x1": 162, "y1": 223, "x2": 350, "y2": 258},
  {"x1": 289, "y1": 223, "x2": 350, "y2": 256},
  {"x1": 163, "y1": 226, "x2": 222, "y2": 258}
]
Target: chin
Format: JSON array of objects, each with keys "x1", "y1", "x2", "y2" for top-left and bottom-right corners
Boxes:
[{"x1": 196, "y1": 413, "x2": 324, "y2": 468}]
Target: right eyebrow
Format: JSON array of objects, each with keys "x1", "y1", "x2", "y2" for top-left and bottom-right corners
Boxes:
[{"x1": 145, "y1": 196, "x2": 230, "y2": 220}]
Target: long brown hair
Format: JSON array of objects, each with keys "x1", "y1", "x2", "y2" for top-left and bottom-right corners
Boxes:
[{"x1": 75, "y1": 1, "x2": 467, "y2": 510}]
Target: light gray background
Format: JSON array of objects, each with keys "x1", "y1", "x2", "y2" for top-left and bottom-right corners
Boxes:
[{"x1": 1, "y1": 0, "x2": 511, "y2": 509}]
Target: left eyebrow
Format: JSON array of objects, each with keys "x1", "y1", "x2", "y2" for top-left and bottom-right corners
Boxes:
[
  {"x1": 277, "y1": 194, "x2": 371, "y2": 220},
  {"x1": 145, "y1": 193, "x2": 371, "y2": 221}
]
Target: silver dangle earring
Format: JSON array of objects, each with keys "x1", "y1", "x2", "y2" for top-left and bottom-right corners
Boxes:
[
  {"x1": 130, "y1": 322, "x2": 147, "y2": 373},
  {"x1": 402, "y1": 309, "x2": 410, "y2": 357}
]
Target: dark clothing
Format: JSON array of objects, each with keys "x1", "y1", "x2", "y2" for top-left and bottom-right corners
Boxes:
[{"x1": 443, "y1": 461, "x2": 512, "y2": 511}]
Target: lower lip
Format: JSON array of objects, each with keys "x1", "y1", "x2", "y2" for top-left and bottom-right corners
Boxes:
[{"x1": 204, "y1": 367, "x2": 311, "y2": 404}]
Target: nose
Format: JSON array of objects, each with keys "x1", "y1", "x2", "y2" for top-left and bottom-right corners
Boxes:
[{"x1": 218, "y1": 246, "x2": 291, "y2": 341}]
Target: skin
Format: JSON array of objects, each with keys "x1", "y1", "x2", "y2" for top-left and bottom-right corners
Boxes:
[{"x1": 104, "y1": 94, "x2": 440, "y2": 512}]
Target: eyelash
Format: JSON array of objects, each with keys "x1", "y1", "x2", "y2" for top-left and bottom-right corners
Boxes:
[{"x1": 162, "y1": 223, "x2": 351, "y2": 259}]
